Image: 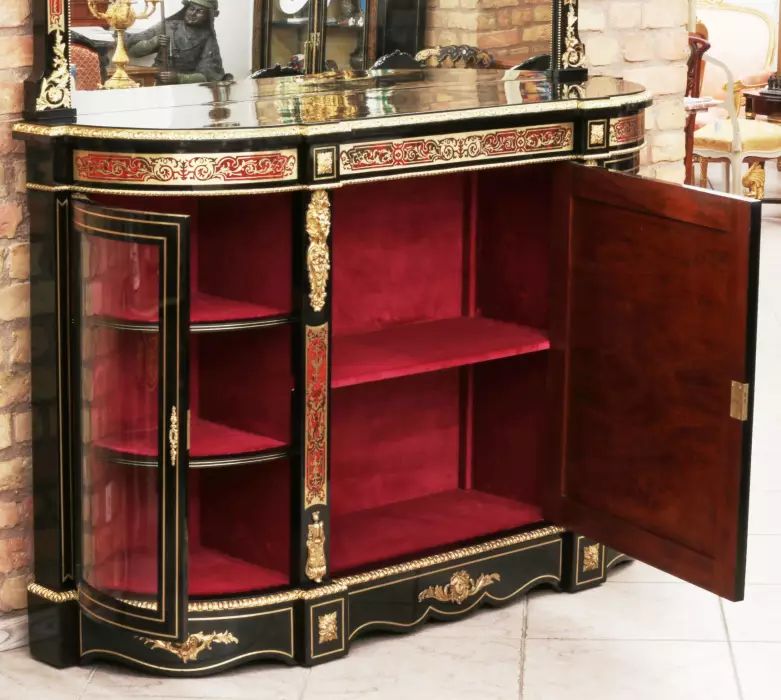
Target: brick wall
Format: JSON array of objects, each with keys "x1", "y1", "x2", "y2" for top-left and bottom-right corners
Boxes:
[
  {"x1": 425, "y1": 0, "x2": 688, "y2": 181},
  {"x1": 0, "y1": 0, "x2": 33, "y2": 620},
  {"x1": 0, "y1": 0, "x2": 686, "y2": 625}
]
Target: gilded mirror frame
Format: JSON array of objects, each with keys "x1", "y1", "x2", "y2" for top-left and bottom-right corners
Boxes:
[{"x1": 23, "y1": 0, "x2": 587, "y2": 122}]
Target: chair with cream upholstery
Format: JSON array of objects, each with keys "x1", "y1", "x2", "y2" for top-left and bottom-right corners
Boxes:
[
  {"x1": 693, "y1": 54, "x2": 781, "y2": 198},
  {"x1": 696, "y1": 0, "x2": 775, "y2": 102}
]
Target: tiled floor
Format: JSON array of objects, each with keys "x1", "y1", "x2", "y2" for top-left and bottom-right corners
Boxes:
[{"x1": 2, "y1": 167, "x2": 781, "y2": 698}]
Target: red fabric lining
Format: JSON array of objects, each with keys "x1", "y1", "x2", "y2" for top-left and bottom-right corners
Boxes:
[
  {"x1": 331, "y1": 489, "x2": 543, "y2": 574},
  {"x1": 332, "y1": 316, "x2": 549, "y2": 388}
]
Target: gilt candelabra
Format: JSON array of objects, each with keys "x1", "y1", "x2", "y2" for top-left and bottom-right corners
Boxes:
[{"x1": 87, "y1": 0, "x2": 161, "y2": 89}]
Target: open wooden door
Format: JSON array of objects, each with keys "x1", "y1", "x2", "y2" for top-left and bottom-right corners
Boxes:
[{"x1": 545, "y1": 163, "x2": 761, "y2": 601}]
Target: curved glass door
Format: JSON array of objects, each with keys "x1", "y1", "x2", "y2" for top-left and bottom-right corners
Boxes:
[
  {"x1": 74, "y1": 201, "x2": 189, "y2": 640},
  {"x1": 323, "y1": 0, "x2": 367, "y2": 70}
]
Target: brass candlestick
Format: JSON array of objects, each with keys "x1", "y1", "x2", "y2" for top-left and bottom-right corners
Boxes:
[{"x1": 88, "y1": 0, "x2": 161, "y2": 89}]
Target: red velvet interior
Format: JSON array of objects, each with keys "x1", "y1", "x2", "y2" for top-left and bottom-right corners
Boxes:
[
  {"x1": 329, "y1": 170, "x2": 552, "y2": 573},
  {"x1": 89, "y1": 195, "x2": 292, "y2": 323}
]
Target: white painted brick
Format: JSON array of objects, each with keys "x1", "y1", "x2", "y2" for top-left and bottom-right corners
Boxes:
[
  {"x1": 579, "y1": 6, "x2": 606, "y2": 31},
  {"x1": 586, "y1": 35, "x2": 622, "y2": 66},
  {"x1": 622, "y1": 32, "x2": 654, "y2": 62},
  {"x1": 655, "y1": 28, "x2": 689, "y2": 61},
  {"x1": 623, "y1": 63, "x2": 687, "y2": 96},
  {"x1": 654, "y1": 161, "x2": 686, "y2": 183},
  {"x1": 650, "y1": 129, "x2": 686, "y2": 161},
  {"x1": 651, "y1": 97, "x2": 686, "y2": 130},
  {"x1": 608, "y1": 2, "x2": 642, "y2": 29},
  {"x1": 641, "y1": 0, "x2": 687, "y2": 29}
]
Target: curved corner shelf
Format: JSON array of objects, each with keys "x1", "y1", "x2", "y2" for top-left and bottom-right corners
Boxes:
[
  {"x1": 86, "y1": 291, "x2": 294, "y2": 334},
  {"x1": 93, "y1": 417, "x2": 290, "y2": 469}
]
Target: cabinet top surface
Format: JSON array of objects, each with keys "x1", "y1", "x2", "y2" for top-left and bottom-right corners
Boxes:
[{"x1": 17, "y1": 70, "x2": 648, "y2": 140}]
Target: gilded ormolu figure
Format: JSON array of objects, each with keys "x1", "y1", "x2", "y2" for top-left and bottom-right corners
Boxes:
[
  {"x1": 305, "y1": 511, "x2": 327, "y2": 583},
  {"x1": 126, "y1": 0, "x2": 225, "y2": 85}
]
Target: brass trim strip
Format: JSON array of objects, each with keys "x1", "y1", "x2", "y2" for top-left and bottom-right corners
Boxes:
[
  {"x1": 14, "y1": 92, "x2": 651, "y2": 142},
  {"x1": 24, "y1": 143, "x2": 645, "y2": 198},
  {"x1": 28, "y1": 582, "x2": 78, "y2": 603}
]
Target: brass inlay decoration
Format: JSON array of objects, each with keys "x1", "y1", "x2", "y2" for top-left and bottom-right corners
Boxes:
[
  {"x1": 314, "y1": 147, "x2": 337, "y2": 179},
  {"x1": 74, "y1": 150, "x2": 298, "y2": 186},
  {"x1": 730, "y1": 380, "x2": 750, "y2": 421},
  {"x1": 305, "y1": 511, "x2": 328, "y2": 583},
  {"x1": 609, "y1": 113, "x2": 645, "y2": 146},
  {"x1": 138, "y1": 631, "x2": 238, "y2": 664},
  {"x1": 561, "y1": 0, "x2": 586, "y2": 69},
  {"x1": 318, "y1": 612, "x2": 339, "y2": 643},
  {"x1": 418, "y1": 570, "x2": 501, "y2": 605},
  {"x1": 742, "y1": 162, "x2": 765, "y2": 199},
  {"x1": 86, "y1": 0, "x2": 161, "y2": 90},
  {"x1": 37, "y1": 0, "x2": 73, "y2": 111},
  {"x1": 582, "y1": 544, "x2": 600, "y2": 572},
  {"x1": 169, "y1": 406, "x2": 179, "y2": 467},
  {"x1": 305, "y1": 323, "x2": 328, "y2": 507},
  {"x1": 588, "y1": 120, "x2": 607, "y2": 149},
  {"x1": 28, "y1": 582, "x2": 78, "y2": 603},
  {"x1": 340, "y1": 123, "x2": 574, "y2": 175},
  {"x1": 306, "y1": 191, "x2": 331, "y2": 313}
]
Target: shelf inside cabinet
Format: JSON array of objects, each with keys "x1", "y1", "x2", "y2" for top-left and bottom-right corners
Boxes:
[
  {"x1": 331, "y1": 317, "x2": 549, "y2": 389},
  {"x1": 93, "y1": 545, "x2": 289, "y2": 597},
  {"x1": 330, "y1": 489, "x2": 544, "y2": 574},
  {"x1": 95, "y1": 416, "x2": 288, "y2": 468},
  {"x1": 87, "y1": 291, "x2": 292, "y2": 333}
]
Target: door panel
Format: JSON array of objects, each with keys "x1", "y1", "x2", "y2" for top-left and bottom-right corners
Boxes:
[
  {"x1": 73, "y1": 200, "x2": 190, "y2": 639},
  {"x1": 546, "y1": 164, "x2": 760, "y2": 601}
]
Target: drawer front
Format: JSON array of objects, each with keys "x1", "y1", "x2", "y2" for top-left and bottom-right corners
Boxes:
[
  {"x1": 80, "y1": 604, "x2": 295, "y2": 674},
  {"x1": 347, "y1": 536, "x2": 563, "y2": 641}
]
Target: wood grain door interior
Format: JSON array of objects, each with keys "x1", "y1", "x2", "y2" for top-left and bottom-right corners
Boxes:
[{"x1": 545, "y1": 163, "x2": 761, "y2": 601}]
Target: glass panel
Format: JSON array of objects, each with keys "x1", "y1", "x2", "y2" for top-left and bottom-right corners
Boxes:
[
  {"x1": 268, "y1": 0, "x2": 311, "y2": 68},
  {"x1": 80, "y1": 232, "x2": 162, "y2": 599},
  {"x1": 324, "y1": 0, "x2": 367, "y2": 70}
]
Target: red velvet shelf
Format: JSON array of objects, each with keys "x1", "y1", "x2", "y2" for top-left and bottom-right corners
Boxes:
[
  {"x1": 90, "y1": 291, "x2": 290, "y2": 326},
  {"x1": 331, "y1": 317, "x2": 549, "y2": 389},
  {"x1": 91, "y1": 545, "x2": 288, "y2": 597},
  {"x1": 95, "y1": 416, "x2": 286, "y2": 459},
  {"x1": 330, "y1": 489, "x2": 544, "y2": 574}
]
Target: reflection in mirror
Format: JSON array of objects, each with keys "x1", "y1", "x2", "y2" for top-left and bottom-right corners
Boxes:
[{"x1": 68, "y1": 0, "x2": 554, "y2": 93}]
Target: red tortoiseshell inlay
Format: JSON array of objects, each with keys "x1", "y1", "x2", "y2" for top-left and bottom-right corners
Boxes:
[{"x1": 609, "y1": 113, "x2": 645, "y2": 147}]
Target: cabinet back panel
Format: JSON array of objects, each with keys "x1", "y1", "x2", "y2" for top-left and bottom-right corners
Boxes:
[{"x1": 331, "y1": 175, "x2": 467, "y2": 335}]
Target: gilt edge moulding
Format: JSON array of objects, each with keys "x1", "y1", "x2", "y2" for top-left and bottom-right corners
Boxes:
[{"x1": 25, "y1": 0, "x2": 589, "y2": 121}]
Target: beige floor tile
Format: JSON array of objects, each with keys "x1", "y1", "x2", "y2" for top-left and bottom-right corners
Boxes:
[
  {"x1": 301, "y1": 626, "x2": 521, "y2": 699},
  {"x1": 0, "y1": 647, "x2": 93, "y2": 700},
  {"x1": 723, "y1": 586, "x2": 781, "y2": 642},
  {"x1": 730, "y1": 642, "x2": 781, "y2": 700},
  {"x1": 83, "y1": 660, "x2": 308, "y2": 699},
  {"x1": 526, "y1": 583, "x2": 725, "y2": 641},
  {"x1": 522, "y1": 639, "x2": 740, "y2": 700},
  {"x1": 603, "y1": 560, "x2": 682, "y2": 584}
]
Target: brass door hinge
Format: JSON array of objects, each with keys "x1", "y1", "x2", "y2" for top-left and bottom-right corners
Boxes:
[{"x1": 730, "y1": 381, "x2": 750, "y2": 421}]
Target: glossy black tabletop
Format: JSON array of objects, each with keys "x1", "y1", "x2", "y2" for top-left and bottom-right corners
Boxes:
[{"x1": 68, "y1": 70, "x2": 648, "y2": 133}]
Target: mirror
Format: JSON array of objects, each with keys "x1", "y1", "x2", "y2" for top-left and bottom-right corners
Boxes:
[{"x1": 62, "y1": 0, "x2": 576, "y2": 94}]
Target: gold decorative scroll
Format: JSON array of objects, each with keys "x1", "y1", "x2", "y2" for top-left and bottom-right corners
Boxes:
[
  {"x1": 305, "y1": 511, "x2": 328, "y2": 583},
  {"x1": 318, "y1": 611, "x2": 339, "y2": 643},
  {"x1": 418, "y1": 570, "x2": 501, "y2": 605},
  {"x1": 169, "y1": 406, "x2": 179, "y2": 467},
  {"x1": 73, "y1": 150, "x2": 298, "y2": 186},
  {"x1": 37, "y1": 0, "x2": 73, "y2": 111},
  {"x1": 561, "y1": 0, "x2": 586, "y2": 69},
  {"x1": 339, "y1": 123, "x2": 574, "y2": 176},
  {"x1": 306, "y1": 190, "x2": 331, "y2": 313},
  {"x1": 608, "y1": 113, "x2": 645, "y2": 146},
  {"x1": 305, "y1": 323, "x2": 328, "y2": 508},
  {"x1": 138, "y1": 631, "x2": 238, "y2": 664},
  {"x1": 583, "y1": 544, "x2": 601, "y2": 572},
  {"x1": 27, "y1": 582, "x2": 78, "y2": 604}
]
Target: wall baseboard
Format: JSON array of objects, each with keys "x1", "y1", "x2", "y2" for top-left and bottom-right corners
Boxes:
[{"x1": 0, "y1": 612, "x2": 27, "y2": 652}]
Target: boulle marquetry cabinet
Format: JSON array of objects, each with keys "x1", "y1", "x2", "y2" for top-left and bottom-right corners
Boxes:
[{"x1": 15, "y1": 0, "x2": 760, "y2": 680}]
